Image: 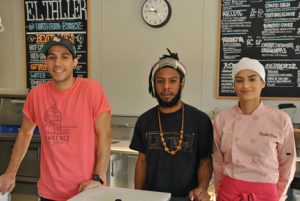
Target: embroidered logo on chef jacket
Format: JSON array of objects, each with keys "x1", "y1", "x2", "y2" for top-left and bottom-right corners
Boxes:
[{"x1": 258, "y1": 131, "x2": 278, "y2": 139}]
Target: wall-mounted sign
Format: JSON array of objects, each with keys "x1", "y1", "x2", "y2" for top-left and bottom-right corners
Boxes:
[
  {"x1": 217, "y1": 0, "x2": 300, "y2": 99},
  {"x1": 24, "y1": 0, "x2": 89, "y2": 89}
]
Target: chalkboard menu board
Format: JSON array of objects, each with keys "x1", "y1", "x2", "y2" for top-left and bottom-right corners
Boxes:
[
  {"x1": 217, "y1": 0, "x2": 300, "y2": 98},
  {"x1": 24, "y1": 0, "x2": 89, "y2": 89}
]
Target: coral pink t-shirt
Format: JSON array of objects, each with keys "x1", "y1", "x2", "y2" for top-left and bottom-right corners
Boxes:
[{"x1": 23, "y1": 78, "x2": 111, "y2": 201}]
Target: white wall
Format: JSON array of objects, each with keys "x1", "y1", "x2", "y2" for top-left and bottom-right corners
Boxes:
[
  {"x1": 0, "y1": 0, "x2": 24, "y2": 88},
  {"x1": 102, "y1": 0, "x2": 206, "y2": 115},
  {"x1": 0, "y1": 0, "x2": 299, "y2": 116}
]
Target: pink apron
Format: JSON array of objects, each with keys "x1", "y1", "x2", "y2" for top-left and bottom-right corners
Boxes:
[{"x1": 217, "y1": 176, "x2": 278, "y2": 201}]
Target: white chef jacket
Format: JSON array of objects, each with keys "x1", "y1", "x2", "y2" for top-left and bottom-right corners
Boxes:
[{"x1": 213, "y1": 102, "x2": 296, "y2": 200}]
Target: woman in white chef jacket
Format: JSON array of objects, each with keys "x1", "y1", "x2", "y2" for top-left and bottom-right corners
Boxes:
[{"x1": 213, "y1": 57, "x2": 296, "y2": 201}]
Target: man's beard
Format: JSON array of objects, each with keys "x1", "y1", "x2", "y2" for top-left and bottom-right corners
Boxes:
[{"x1": 155, "y1": 87, "x2": 182, "y2": 108}]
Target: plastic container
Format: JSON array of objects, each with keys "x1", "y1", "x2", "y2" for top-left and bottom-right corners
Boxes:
[
  {"x1": 0, "y1": 192, "x2": 11, "y2": 201},
  {"x1": 292, "y1": 189, "x2": 300, "y2": 201}
]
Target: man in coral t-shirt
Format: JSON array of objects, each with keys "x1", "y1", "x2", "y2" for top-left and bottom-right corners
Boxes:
[{"x1": 0, "y1": 36, "x2": 112, "y2": 201}]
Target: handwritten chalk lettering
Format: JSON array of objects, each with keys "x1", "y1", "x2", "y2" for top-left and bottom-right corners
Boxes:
[
  {"x1": 30, "y1": 63, "x2": 47, "y2": 70},
  {"x1": 222, "y1": 37, "x2": 244, "y2": 43},
  {"x1": 261, "y1": 43, "x2": 294, "y2": 49},
  {"x1": 30, "y1": 79, "x2": 48, "y2": 87},
  {"x1": 222, "y1": 0, "x2": 231, "y2": 4},
  {"x1": 223, "y1": 43, "x2": 242, "y2": 47},
  {"x1": 44, "y1": 0, "x2": 87, "y2": 20},
  {"x1": 264, "y1": 23, "x2": 293, "y2": 29},
  {"x1": 25, "y1": 1, "x2": 44, "y2": 21},
  {"x1": 257, "y1": 9, "x2": 264, "y2": 17},
  {"x1": 36, "y1": 34, "x2": 54, "y2": 43},
  {"x1": 36, "y1": 33, "x2": 75, "y2": 43},
  {"x1": 75, "y1": 65, "x2": 83, "y2": 71},
  {"x1": 270, "y1": 76, "x2": 293, "y2": 85},
  {"x1": 33, "y1": 22, "x2": 82, "y2": 31},
  {"x1": 30, "y1": 52, "x2": 40, "y2": 61},
  {"x1": 224, "y1": 55, "x2": 240, "y2": 60},
  {"x1": 250, "y1": 8, "x2": 257, "y2": 18},
  {"x1": 25, "y1": 0, "x2": 87, "y2": 21},
  {"x1": 246, "y1": 38, "x2": 253, "y2": 45},
  {"x1": 222, "y1": 10, "x2": 245, "y2": 18},
  {"x1": 223, "y1": 62, "x2": 233, "y2": 69},
  {"x1": 265, "y1": 63, "x2": 298, "y2": 70},
  {"x1": 265, "y1": 3, "x2": 279, "y2": 9},
  {"x1": 267, "y1": 70, "x2": 278, "y2": 75},
  {"x1": 222, "y1": 70, "x2": 232, "y2": 74},
  {"x1": 261, "y1": 47, "x2": 287, "y2": 54},
  {"x1": 267, "y1": 83, "x2": 276, "y2": 87},
  {"x1": 30, "y1": 64, "x2": 38, "y2": 70},
  {"x1": 36, "y1": 22, "x2": 61, "y2": 31},
  {"x1": 265, "y1": 2, "x2": 290, "y2": 9},
  {"x1": 75, "y1": 72, "x2": 88, "y2": 78},
  {"x1": 62, "y1": 22, "x2": 83, "y2": 30},
  {"x1": 30, "y1": 72, "x2": 46, "y2": 79},
  {"x1": 265, "y1": 11, "x2": 295, "y2": 18},
  {"x1": 222, "y1": 83, "x2": 232, "y2": 87},
  {"x1": 280, "y1": 2, "x2": 290, "y2": 8},
  {"x1": 29, "y1": 44, "x2": 38, "y2": 51}
]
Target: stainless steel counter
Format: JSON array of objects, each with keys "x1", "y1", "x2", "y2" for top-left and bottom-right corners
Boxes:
[
  {"x1": 0, "y1": 134, "x2": 136, "y2": 155},
  {"x1": 111, "y1": 139, "x2": 137, "y2": 155}
]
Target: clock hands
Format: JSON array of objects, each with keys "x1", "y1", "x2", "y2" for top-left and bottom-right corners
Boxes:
[
  {"x1": 144, "y1": 7, "x2": 165, "y2": 19},
  {"x1": 145, "y1": 6, "x2": 157, "y2": 13}
]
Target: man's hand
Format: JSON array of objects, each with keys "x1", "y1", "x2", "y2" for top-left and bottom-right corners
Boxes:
[
  {"x1": 188, "y1": 187, "x2": 211, "y2": 201},
  {"x1": 0, "y1": 173, "x2": 16, "y2": 193},
  {"x1": 78, "y1": 180, "x2": 101, "y2": 192}
]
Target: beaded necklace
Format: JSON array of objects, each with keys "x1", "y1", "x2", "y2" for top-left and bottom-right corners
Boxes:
[{"x1": 157, "y1": 103, "x2": 184, "y2": 155}]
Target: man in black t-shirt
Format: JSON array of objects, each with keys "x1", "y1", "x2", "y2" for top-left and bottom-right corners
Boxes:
[{"x1": 130, "y1": 49, "x2": 213, "y2": 201}]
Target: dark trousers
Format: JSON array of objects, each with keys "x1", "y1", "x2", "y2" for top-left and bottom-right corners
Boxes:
[{"x1": 40, "y1": 197, "x2": 54, "y2": 201}]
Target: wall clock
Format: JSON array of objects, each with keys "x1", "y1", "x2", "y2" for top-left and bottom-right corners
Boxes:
[{"x1": 142, "y1": 0, "x2": 172, "y2": 28}]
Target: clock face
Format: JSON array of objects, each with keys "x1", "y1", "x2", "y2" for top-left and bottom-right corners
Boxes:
[{"x1": 142, "y1": 0, "x2": 171, "y2": 28}]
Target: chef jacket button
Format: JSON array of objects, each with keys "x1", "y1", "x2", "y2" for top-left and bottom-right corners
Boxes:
[
  {"x1": 253, "y1": 116, "x2": 258, "y2": 120},
  {"x1": 235, "y1": 159, "x2": 240, "y2": 164},
  {"x1": 250, "y1": 139, "x2": 255, "y2": 144}
]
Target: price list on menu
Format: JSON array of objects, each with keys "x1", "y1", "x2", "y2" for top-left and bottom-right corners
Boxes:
[
  {"x1": 218, "y1": 0, "x2": 300, "y2": 98},
  {"x1": 24, "y1": 0, "x2": 89, "y2": 89}
]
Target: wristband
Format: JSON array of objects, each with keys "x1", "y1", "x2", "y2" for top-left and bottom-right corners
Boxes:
[{"x1": 92, "y1": 174, "x2": 104, "y2": 184}]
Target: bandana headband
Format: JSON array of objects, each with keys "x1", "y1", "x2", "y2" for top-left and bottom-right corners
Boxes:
[{"x1": 149, "y1": 55, "x2": 187, "y2": 97}]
